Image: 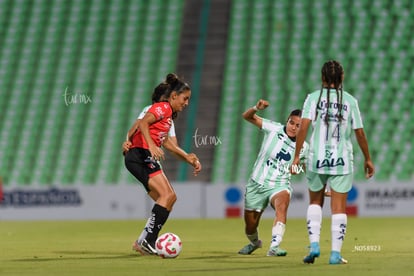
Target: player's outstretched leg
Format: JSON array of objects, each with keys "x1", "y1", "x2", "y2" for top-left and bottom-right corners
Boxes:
[{"x1": 267, "y1": 222, "x2": 287, "y2": 256}]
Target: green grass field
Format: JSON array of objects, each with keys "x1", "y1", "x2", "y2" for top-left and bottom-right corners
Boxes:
[{"x1": 1, "y1": 217, "x2": 413, "y2": 276}]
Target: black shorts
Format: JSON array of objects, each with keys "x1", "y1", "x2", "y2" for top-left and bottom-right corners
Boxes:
[{"x1": 124, "y1": 147, "x2": 162, "y2": 192}]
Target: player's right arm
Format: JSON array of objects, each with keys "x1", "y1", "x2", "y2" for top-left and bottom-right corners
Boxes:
[
  {"x1": 291, "y1": 118, "x2": 311, "y2": 174},
  {"x1": 123, "y1": 106, "x2": 151, "y2": 154},
  {"x1": 126, "y1": 119, "x2": 140, "y2": 141},
  {"x1": 139, "y1": 112, "x2": 165, "y2": 161},
  {"x1": 122, "y1": 119, "x2": 140, "y2": 154},
  {"x1": 242, "y1": 99, "x2": 269, "y2": 129}
]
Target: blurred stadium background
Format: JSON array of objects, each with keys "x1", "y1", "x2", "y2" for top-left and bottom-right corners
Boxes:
[{"x1": 0, "y1": 0, "x2": 413, "y2": 190}]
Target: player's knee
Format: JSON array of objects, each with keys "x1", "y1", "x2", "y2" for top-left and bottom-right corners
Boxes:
[{"x1": 166, "y1": 191, "x2": 177, "y2": 206}]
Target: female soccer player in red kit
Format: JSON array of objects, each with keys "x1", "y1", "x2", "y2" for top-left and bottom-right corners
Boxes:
[{"x1": 124, "y1": 73, "x2": 201, "y2": 255}]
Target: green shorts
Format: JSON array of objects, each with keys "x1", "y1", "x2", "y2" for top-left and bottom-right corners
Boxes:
[
  {"x1": 244, "y1": 179, "x2": 292, "y2": 212},
  {"x1": 306, "y1": 171, "x2": 353, "y2": 193}
]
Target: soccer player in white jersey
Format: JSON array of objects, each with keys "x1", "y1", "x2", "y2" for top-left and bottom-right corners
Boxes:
[
  {"x1": 291, "y1": 60, "x2": 375, "y2": 265},
  {"x1": 238, "y1": 99, "x2": 308, "y2": 257}
]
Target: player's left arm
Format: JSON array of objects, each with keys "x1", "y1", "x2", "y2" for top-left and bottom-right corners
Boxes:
[
  {"x1": 163, "y1": 136, "x2": 202, "y2": 175},
  {"x1": 354, "y1": 128, "x2": 375, "y2": 178},
  {"x1": 163, "y1": 136, "x2": 187, "y2": 161},
  {"x1": 352, "y1": 99, "x2": 374, "y2": 179},
  {"x1": 161, "y1": 132, "x2": 183, "y2": 159}
]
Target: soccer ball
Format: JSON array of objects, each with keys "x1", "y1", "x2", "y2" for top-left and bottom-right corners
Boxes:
[{"x1": 155, "y1": 232, "x2": 182, "y2": 258}]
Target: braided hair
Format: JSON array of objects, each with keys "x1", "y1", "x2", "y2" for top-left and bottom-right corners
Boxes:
[
  {"x1": 315, "y1": 60, "x2": 344, "y2": 125},
  {"x1": 315, "y1": 60, "x2": 344, "y2": 140}
]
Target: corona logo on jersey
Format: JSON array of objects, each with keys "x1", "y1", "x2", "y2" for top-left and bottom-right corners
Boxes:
[
  {"x1": 317, "y1": 100, "x2": 348, "y2": 111},
  {"x1": 317, "y1": 100, "x2": 348, "y2": 122}
]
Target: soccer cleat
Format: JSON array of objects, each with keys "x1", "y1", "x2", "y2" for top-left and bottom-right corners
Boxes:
[
  {"x1": 132, "y1": 240, "x2": 149, "y2": 256},
  {"x1": 266, "y1": 246, "x2": 287, "y2": 256},
  {"x1": 329, "y1": 251, "x2": 348, "y2": 264},
  {"x1": 238, "y1": 240, "x2": 262, "y2": 255},
  {"x1": 138, "y1": 239, "x2": 158, "y2": 255},
  {"x1": 303, "y1": 242, "x2": 320, "y2": 264}
]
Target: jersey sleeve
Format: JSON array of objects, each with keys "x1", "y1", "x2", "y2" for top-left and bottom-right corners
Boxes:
[
  {"x1": 351, "y1": 99, "x2": 364, "y2": 129},
  {"x1": 299, "y1": 142, "x2": 309, "y2": 163},
  {"x1": 261, "y1": 118, "x2": 283, "y2": 132},
  {"x1": 301, "y1": 93, "x2": 314, "y2": 120},
  {"x1": 168, "y1": 121, "x2": 176, "y2": 137},
  {"x1": 137, "y1": 105, "x2": 151, "y2": 119},
  {"x1": 147, "y1": 102, "x2": 171, "y2": 121}
]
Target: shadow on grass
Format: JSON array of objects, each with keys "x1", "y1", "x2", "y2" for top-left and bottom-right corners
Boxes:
[
  {"x1": 12, "y1": 250, "x2": 142, "y2": 262},
  {"x1": 183, "y1": 251, "x2": 271, "y2": 260},
  {"x1": 171, "y1": 266, "x2": 279, "y2": 273},
  {"x1": 173, "y1": 252, "x2": 305, "y2": 273}
]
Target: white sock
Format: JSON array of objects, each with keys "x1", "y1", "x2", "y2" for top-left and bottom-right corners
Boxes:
[
  {"x1": 307, "y1": 204, "x2": 322, "y2": 244},
  {"x1": 270, "y1": 221, "x2": 286, "y2": 247},
  {"x1": 246, "y1": 231, "x2": 260, "y2": 246},
  {"x1": 331, "y1": 213, "x2": 347, "y2": 252}
]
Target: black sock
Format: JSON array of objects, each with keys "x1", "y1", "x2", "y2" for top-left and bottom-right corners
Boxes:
[{"x1": 145, "y1": 204, "x2": 170, "y2": 246}]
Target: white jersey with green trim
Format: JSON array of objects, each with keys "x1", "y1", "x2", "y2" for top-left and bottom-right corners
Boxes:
[
  {"x1": 250, "y1": 118, "x2": 308, "y2": 187},
  {"x1": 302, "y1": 88, "x2": 363, "y2": 175}
]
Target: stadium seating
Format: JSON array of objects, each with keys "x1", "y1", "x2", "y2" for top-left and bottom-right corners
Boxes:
[
  {"x1": 213, "y1": 0, "x2": 414, "y2": 182},
  {"x1": 0, "y1": 0, "x2": 184, "y2": 186},
  {"x1": 0, "y1": 0, "x2": 412, "y2": 186}
]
